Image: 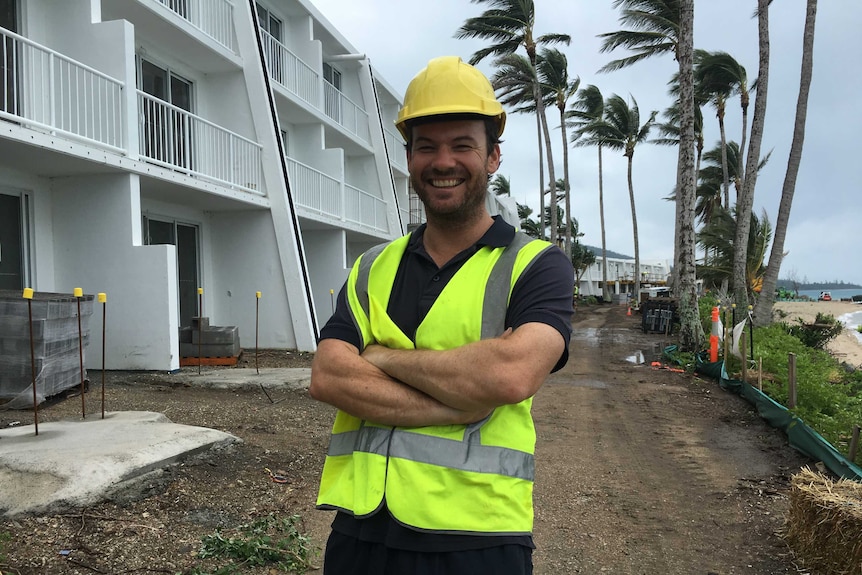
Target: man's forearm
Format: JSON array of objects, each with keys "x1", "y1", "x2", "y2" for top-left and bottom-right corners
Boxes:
[
  {"x1": 308, "y1": 339, "x2": 490, "y2": 426},
  {"x1": 361, "y1": 323, "x2": 563, "y2": 411}
]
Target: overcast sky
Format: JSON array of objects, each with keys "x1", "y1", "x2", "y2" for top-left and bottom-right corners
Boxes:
[{"x1": 311, "y1": 0, "x2": 861, "y2": 286}]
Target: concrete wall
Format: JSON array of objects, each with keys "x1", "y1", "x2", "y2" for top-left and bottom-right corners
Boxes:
[
  {"x1": 303, "y1": 229, "x2": 348, "y2": 326},
  {"x1": 208, "y1": 210, "x2": 297, "y2": 349},
  {"x1": 50, "y1": 174, "x2": 179, "y2": 370}
]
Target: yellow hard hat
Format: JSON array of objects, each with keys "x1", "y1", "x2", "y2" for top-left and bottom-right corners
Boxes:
[{"x1": 396, "y1": 56, "x2": 506, "y2": 140}]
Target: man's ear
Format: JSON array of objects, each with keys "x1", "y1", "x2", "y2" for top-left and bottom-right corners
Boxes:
[{"x1": 487, "y1": 143, "x2": 501, "y2": 174}]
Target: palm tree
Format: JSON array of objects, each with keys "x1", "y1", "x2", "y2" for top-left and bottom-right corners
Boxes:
[
  {"x1": 489, "y1": 174, "x2": 511, "y2": 197},
  {"x1": 568, "y1": 85, "x2": 610, "y2": 302},
  {"x1": 456, "y1": 0, "x2": 570, "y2": 246},
  {"x1": 673, "y1": 0, "x2": 701, "y2": 351},
  {"x1": 694, "y1": 50, "x2": 750, "y2": 208},
  {"x1": 597, "y1": 94, "x2": 657, "y2": 301},
  {"x1": 597, "y1": 0, "x2": 680, "y2": 73},
  {"x1": 491, "y1": 54, "x2": 547, "y2": 240},
  {"x1": 653, "y1": 102, "x2": 704, "y2": 178},
  {"x1": 599, "y1": 0, "x2": 702, "y2": 349},
  {"x1": 754, "y1": 0, "x2": 818, "y2": 326},
  {"x1": 733, "y1": 0, "x2": 771, "y2": 310},
  {"x1": 517, "y1": 202, "x2": 542, "y2": 238},
  {"x1": 536, "y1": 48, "x2": 580, "y2": 258},
  {"x1": 698, "y1": 207, "x2": 772, "y2": 300}
]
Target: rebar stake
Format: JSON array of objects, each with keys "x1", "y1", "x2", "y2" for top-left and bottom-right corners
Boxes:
[
  {"x1": 255, "y1": 291, "x2": 261, "y2": 375},
  {"x1": 197, "y1": 287, "x2": 203, "y2": 375},
  {"x1": 23, "y1": 288, "x2": 38, "y2": 435},
  {"x1": 99, "y1": 292, "x2": 107, "y2": 419},
  {"x1": 74, "y1": 288, "x2": 86, "y2": 418}
]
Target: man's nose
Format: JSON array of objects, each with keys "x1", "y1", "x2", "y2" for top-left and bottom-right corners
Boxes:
[{"x1": 431, "y1": 146, "x2": 458, "y2": 169}]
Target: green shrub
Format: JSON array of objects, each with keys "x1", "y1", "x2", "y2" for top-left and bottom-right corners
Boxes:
[
  {"x1": 190, "y1": 514, "x2": 317, "y2": 575},
  {"x1": 780, "y1": 313, "x2": 843, "y2": 350},
  {"x1": 752, "y1": 323, "x2": 862, "y2": 456}
]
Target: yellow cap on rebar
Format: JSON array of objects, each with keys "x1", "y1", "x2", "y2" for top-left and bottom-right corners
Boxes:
[
  {"x1": 73, "y1": 287, "x2": 83, "y2": 297},
  {"x1": 197, "y1": 287, "x2": 203, "y2": 295},
  {"x1": 23, "y1": 288, "x2": 34, "y2": 299},
  {"x1": 98, "y1": 293, "x2": 107, "y2": 303},
  {"x1": 256, "y1": 291, "x2": 261, "y2": 298}
]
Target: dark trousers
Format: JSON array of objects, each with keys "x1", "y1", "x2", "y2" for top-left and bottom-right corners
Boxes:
[{"x1": 323, "y1": 531, "x2": 533, "y2": 575}]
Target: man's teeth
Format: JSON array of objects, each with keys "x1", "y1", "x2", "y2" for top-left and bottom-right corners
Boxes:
[{"x1": 431, "y1": 179, "x2": 461, "y2": 187}]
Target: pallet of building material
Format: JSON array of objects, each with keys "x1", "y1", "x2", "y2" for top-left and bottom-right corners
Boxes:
[{"x1": 784, "y1": 466, "x2": 862, "y2": 574}]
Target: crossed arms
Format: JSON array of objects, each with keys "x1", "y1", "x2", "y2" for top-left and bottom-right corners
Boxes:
[{"x1": 308, "y1": 322, "x2": 564, "y2": 427}]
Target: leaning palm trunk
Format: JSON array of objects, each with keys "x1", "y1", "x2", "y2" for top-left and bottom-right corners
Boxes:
[
  {"x1": 626, "y1": 153, "x2": 641, "y2": 301},
  {"x1": 539, "y1": 107, "x2": 558, "y2": 246},
  {"x1": 598, "y1": 145, "x2": 610, "y2": 302},
  {"x1": 535, "y1": 111, "x2": 546, "y2": 240},
  {"x1": 675, "y1": 0, "x2": 703, "y2": 351},
  {"x1": 754, "y1": 0, "x2": 817, "y2": 326},
  {"x1": 560, "y1": 108, "x2": 573, "y2": 258},
  {"x1": 733, "y1": 0, "x2": 770, "y2": 309},
  {"x1": 717, "y1": 106, "x2": 730, "y2": 208}
]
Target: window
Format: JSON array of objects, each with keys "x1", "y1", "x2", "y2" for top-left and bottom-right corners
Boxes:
[
  {"x1": 139, "y1": 58, "x2": 194, "y2": 169},
  {"x1": 256, "y1": 3, "x2": 282, "y2": 41},
  {"x1": 323, "y1": 62, "x2": 342, "y2": 90},
  {"x1": 323, "y1": 63, "x2": 342, "y2": 122}
]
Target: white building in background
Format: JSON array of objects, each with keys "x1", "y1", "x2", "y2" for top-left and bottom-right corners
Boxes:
[
  {"x1": 0, "y1": 0, "x2": 518, "y2": 371},
  {"x1": 576, "y1": 256, "x2": 671, "y2": 299}
]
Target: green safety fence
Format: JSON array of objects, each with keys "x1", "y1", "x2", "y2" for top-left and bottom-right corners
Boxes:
[{"x1": 663, "y1": 346, "x2": 862, "y2": 481}]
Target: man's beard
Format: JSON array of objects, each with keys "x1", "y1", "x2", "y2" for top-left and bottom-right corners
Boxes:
[{"x1": 412, "y1": 170, "x2": 488, "y2": 225}]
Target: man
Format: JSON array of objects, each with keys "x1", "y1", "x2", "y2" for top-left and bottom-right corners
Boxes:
[{"x1": 309, "y1": 56, "x2": 574, "y2": 575}]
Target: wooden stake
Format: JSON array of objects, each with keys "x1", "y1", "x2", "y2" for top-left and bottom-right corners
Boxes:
[
  {"x1": 849, "y1": 425, "x2": 860, "y2": 463},
  {"x1": 98, "y1": 293, "x2": 107, "y2": 419}
]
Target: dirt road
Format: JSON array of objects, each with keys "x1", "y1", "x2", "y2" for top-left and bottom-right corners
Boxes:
[{"x1": 0, "y1": 304, "x2": 811, "y2": 574}]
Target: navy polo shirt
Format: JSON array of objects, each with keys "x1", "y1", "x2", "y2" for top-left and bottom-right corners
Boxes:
[{"x1": 318, "y1": 215, "x2": 574, "y2": 552}]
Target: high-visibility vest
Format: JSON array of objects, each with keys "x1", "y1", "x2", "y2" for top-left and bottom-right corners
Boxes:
[{"x1": 316, "y1": 231, "x2": 554, "y2": 535}]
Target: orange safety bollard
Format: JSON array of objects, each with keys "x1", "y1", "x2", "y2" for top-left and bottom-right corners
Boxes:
[
  {"x1": 709, "y1": 306, "x2": 720, "y2": 362},
  {"x1": 627, "y1": 306, "x2": 632, "y2": 316}
]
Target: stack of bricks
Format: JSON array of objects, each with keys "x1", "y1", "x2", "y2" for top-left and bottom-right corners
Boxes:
[
  {"x1": 179, "y1": 316, "x2": 241, "y2": 366},
  {"x1": 0, "y1": 290, "x2": 92, "y2": 408}
]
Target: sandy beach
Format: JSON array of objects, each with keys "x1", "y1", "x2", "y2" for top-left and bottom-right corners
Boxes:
[{"x1": 771, "y1": 300, "x2": 862, "y2": 368}]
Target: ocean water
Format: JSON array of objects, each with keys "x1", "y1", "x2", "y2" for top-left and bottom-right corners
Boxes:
[
  {"x1": 796, "y1": 288, "x2": 862, "y2": 301},
  {"x1": 837, "y1": 310, "x2": 862, "y2": 344}
]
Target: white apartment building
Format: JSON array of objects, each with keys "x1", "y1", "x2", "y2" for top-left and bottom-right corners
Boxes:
[
  {"x1": 577, "y1": 256, "x2": 671, "y2": 299},
  {"x1": 0, "y1": 0, "x2": 516, "y2": 371}
]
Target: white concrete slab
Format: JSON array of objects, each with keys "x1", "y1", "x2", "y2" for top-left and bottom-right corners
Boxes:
[{"x1": 0, "y1": 411, "x2": 240, "y2": 516}]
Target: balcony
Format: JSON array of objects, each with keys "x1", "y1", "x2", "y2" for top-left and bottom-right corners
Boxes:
[
  {"x1": 138, "y1": 91, "x2": 263, "y2": 194},
  {"x1": 383, "y1": 126, "x2": 407, "y2": 172},
  {"x1": 286, "y1": 157, "x2": 388, "y2": 234},
  {"x1": 260, "y1": 31, "x2": 369, "y2": 143},
  {"x1": 1, "y1": 26, "x2": 124, "y2": 152},
  {"x1": 152, "y1": 0, "x2": 235, "y2": 53}
]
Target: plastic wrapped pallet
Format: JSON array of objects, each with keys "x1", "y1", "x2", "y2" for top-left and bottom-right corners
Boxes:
[{"x1": 0, "y1": 290, "x2": 93, "y2": 409}]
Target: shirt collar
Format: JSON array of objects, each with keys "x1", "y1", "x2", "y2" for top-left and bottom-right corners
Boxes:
[{"x1": 408, "y1": 215, "x2": 515, "y2": 252}]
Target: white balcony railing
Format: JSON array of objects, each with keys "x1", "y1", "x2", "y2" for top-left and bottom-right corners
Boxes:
[
  {"x1": 383, "y1": 126, "x2": 407, "y2": 171},
  {"x1": 345, "y1": 183, "x2": 387, "y2": 233},
  {"x1": 260, "y1": 30, "x2": 319, "y2": 107},
  {"x1": 323, "y1": 81, "x2": 369, "y2": 142},
  {"x1": 154, "y1": 0, "x2": 235, "y2": 53},
  {"x1": 138, "y1": 91, "x2": 262, "y2": 193},
  {"x1": 0, "y1": 26, "x2": 125, "y2": 152},
  {"x1": 286, "y1": 157, "x2": 341, "y2": 217},
  {"x1": 286, "y1": 157, "x2": 388, "y2": 233}
]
